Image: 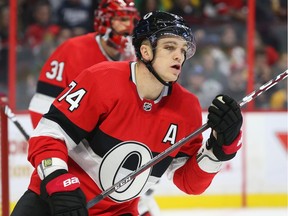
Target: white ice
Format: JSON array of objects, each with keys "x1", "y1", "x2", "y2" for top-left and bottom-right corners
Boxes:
[{"x1": 160, "y1": 208, "x2": 288, "y2": 216}]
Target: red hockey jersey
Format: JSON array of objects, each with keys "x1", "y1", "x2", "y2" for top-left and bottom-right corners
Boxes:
[
  {"x1": 28, "y1": 61, "x2": 216, "y2": 215},
  {"x1": 28, "y1": 33, "x2": 133, "y2": 128}
]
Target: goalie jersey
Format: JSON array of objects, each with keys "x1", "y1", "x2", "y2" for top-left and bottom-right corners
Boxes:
[
  {"x1": 28, "y1": 33, "x2": 132, "y2": 128},
  {"x1": 28, "y1": 61, "x2": 217, "y2": 215}
]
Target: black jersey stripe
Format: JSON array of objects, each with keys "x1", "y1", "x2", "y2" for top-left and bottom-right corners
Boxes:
[
  {"x1": 43, "y1": 105, "x2": 88, "y2": 144},
  {"x1": 87, "y1": 128, "x2": 174, "y2": 178},
  {"x1": 86, "y1": 127, "x2": 123, "y2": 157},
  {"x1": 44, "y1": 105, "x2": 178, "y2": 178},
  {"x1": 150, "y1": 152, "x2": 173, "y2": 177},
  {"x1": 37, "y1": 81, "x2": 65, "y2": 98}
]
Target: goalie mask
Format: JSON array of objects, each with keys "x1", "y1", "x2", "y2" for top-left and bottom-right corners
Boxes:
[
  {"x1": 94, "y1": 0, "x2": 139, "y2": 54},
  {"x1": 132, "y1": 11, "x2": 196, "y2": 86}
]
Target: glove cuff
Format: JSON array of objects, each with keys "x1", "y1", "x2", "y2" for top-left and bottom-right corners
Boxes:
[
  {"x1": 47, "y1": 174, "x2": 80, "y2": 196},
  {"x1": 208, "y1": 136, "x2": 237, "y2": 161},
  {"x1": 222, "y1": 131, "x2": 243, "y2": 155},
  {"x1": 196, "y1": 143, "x2": 223, "y2": 173},
  {"x1": 37, "y1": 157, "x2": 68, "y2": 180},
  {"x1": 39, "y1": 169, "x2": 88, "y2": 216},
  {"x1": 41, "y1": 169, "x2": 80, "y2": 198}
]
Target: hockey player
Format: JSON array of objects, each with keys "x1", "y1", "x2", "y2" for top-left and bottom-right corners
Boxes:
[
  {"x1": 28, "y1": 0, "x2": 139, "y2": 128},
  {"x1": 11, "y1": 11, "x2": 243, "y2": 216},
  {"x1": 26, "y1": 0, "x2": 159, "y2": 214},
  {"x1": 27, "y1": 1, "x2": 159, "y2": 214}
]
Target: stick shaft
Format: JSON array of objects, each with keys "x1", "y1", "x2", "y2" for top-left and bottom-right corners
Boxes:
[
  {"x1": 86, "y1": 69, "x2": 287, "y2": 208},
  {"x1": 239, "y1": 69, "x2": 288, "y2": 107},
  {"x1": 4, "y1": 105, "x2": 30, "y2": 141}
]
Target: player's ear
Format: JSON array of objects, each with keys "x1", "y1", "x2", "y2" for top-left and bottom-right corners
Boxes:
[{"x1": 140, "y1": 42, "x2": 153, "y2": 61}]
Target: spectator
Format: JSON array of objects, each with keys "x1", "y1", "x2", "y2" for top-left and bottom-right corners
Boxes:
[
  {"x1": 23, "y1": 1, "x2": 60, "y2": 54},
  {"x1": 138, "y1": 0, "x2": 163, "y2": 17},
  {"x1": 271, "y1": 0, "x2": 287, "y2": 22},
  {"x1": 253, "y1": 30, "x2": 279, "y2": 66},
  {"x1": 203, "y1": 0, "x2": 247, "y2": 24},
  {"x1": 56, "y1": 0, "x2": 91, "y2": 34},
  {"x1": 185, "y1": 64, "x2": 206, "y2": 94},
  {"x1": 270, "y1": 52, "x2": 288, "y2": 109},
  {"x1": 255, "y1": 0, "x2": 282, "y2": 52},
  {"x1": 185, "y1": 64, "x2": 223, "y2": 108},
  {"x1": 270, "y1": 83, "x2": 287, "y2": 110},
  {"x1": 0, "y1": 5, "x2": 9, "y2": 93},
  {"x1": 272, "y1": 52, "x2": 288, "y2": 78},
  {"x1": 54, "y1": 27, "x2": 73, "y2": 46},
  {"x1": 19, "y1": 0, "x2": 40, "y2": 31},
  {"x1": 222, "y1": 66, "x2": 247, "y2": 103},
  {"x1": 168, "y1": 0, "x2": 204, "y2": 25},
  {"x1": 254, "y1": 49, "x2": 277, "y2": 109},
  {"x1": 201, "y1": 51, "x2": 228, "y2": 88},
  {"x1": 210, "y1": 24, "x2": 245, "y2": 77}
]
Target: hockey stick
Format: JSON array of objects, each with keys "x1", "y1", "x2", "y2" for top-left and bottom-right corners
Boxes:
[
  {"x1": 85, "y1": 69, "x2": 287, "y2": 208},
  {"x1": 4, "y1": 105, "x2": 30, "y2": 141}
]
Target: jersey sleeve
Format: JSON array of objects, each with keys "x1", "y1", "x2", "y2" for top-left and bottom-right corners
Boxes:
[
  {"x1": 28, "y1": 66, "x2": 110, "y2": 168},
  {"x1": 170, "y1": 95, "x2": 217, "y2": 195},
  {"x1": 51, "y1": 66, "x2": 110, "y2": 131}
]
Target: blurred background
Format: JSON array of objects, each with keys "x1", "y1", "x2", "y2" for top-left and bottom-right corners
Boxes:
[
  {"x1": 0, "y1": 0, "x2": 287, "y2": 111},
  {"x1": 0, "y1": 0, "x2": 287, "y2": 215}
]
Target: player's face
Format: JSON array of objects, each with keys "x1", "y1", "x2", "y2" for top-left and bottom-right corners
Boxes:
[
  {"x1": 111, "y1": 16, "x2": 134, "y2": 35},
  {"x1": 153, "y1": 36, "x2": 188, "y2": 82}
]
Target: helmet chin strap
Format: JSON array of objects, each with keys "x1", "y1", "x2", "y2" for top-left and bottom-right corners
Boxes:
[
  {"x1": 140, "y1": 47, "x2": 174, "y2": 87},
  {"x1": 141, "y1": 59, "x2": 172, "y2": 87}
]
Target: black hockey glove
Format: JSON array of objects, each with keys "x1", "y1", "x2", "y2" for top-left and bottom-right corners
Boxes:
[
  {"x1": 40, "y1": 169, "x2": 88, "y2": 216},
  {"x1": 207, "y1": 95, "x2": 243, "y2": 161}
]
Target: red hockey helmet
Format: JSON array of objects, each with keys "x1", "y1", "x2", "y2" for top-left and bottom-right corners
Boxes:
[{"x1": 94, "y1": 0, "x2": 139, "y2": 51}]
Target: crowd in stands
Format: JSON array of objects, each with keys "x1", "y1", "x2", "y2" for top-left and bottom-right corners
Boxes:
[{"x1": 0, "y1": 0, "x2": 287, "y2": 110}]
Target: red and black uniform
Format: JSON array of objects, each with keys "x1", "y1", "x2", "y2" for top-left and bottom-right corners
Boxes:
[
  {"x1": 28, "y1": 61, "x2": 216, "y2": 215},
  {"x1": 28, "y1": 33, "x2": 125, "y2": 127}
]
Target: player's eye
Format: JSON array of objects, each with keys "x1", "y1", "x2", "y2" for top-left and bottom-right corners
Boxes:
[{"x1": 164, "y1": 45, "x2": 175, "y2": 51}]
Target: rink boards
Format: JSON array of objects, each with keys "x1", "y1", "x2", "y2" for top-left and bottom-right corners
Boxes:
[{"x1": 6, "y1": 112, "x2": 288, "y2": 210}]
